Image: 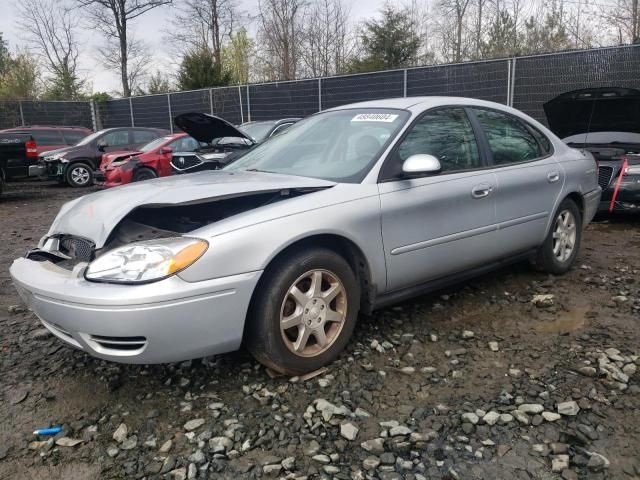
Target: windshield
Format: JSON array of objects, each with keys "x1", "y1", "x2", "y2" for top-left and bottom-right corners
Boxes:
[
  {"x1": 240, "y1": 121, "x2": 277, "y2": 142},
  {"x1": 225, "y1": 109, "x2": 408, "y2": 182},
  {"x1": 140, "y1": 136, "x2": 172, "y2": 152},
  {"x1": 75, "y1": 130, "x2": 104, "y2": 146}
]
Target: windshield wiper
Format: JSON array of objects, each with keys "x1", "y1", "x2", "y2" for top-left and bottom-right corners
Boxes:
[{"x1": 245, "y1": 168, "x2": 276, "y2": 174}]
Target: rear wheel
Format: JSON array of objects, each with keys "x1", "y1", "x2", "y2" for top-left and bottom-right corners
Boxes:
[
  {"x1": 133, "y1": 167, "x2": 157, "y2": 182},
  {"x1": 245, "y1": 248, "x2": 360, "y2": 375},
  {"x1": 535, "y1": 198, "x2": 582, "y2": 274},
  {"x1": 66, "y1": 162, "x2": 93, "y2": 187}
]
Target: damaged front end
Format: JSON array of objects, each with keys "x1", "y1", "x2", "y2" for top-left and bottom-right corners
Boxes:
[{"x1": 25, "y1": 172, "x2": 335, "y2": 275}]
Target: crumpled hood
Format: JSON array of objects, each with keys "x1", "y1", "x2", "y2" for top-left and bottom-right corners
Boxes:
[
  {"x1": 48, "y1": 171, "x2": 336, "y2": 248},
  {"x1": 40, "y1": 145, "x2": 76, "y2": 159},
  {"x1": 101, "y1": 150, "x2": 142, "y2": 170}
]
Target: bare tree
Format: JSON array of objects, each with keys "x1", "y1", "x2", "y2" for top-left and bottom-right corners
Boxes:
[
  {"x1": 168, "y1": 0, "x2": 241, "y2": 64},
  {"x1": 97, "y1": 35, "x2": 152, "y2": 95},
  {"x1": 436, "y1": 0, "x2": 474, "y2": 62},
  {"x1": 256, "y1": 0, "x2": 307, "y2": 81},
  {"x1": 16, "y1": 0, "x2": 84, "y2": 98},
  {"x1": 76, "y1": 0, "x2": 172, "y2": 96},
  {"x1": 300, "y1": 0, "x2": 353, "y2": 77},
  {"x1": 600, "y1": 0, "x2": 640, "y2": 44}
]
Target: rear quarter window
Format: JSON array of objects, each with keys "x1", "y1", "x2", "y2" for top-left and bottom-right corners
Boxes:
[{"x1": 63, "y1": 130, "x2": 89, "y2": 145}]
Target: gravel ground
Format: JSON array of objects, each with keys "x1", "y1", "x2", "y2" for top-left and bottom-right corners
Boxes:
[{"x1": 1, "y1": 181, "x2": 639, "y2": 480}]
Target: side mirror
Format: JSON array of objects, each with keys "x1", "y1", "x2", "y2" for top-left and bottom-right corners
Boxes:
[
  {"x1": 401, "y1": 154, "x2": 441, "y2": 177},
  {"x1": 159, "y1": 147, "x2": 173, "y2": 155},
  {"x1": 97, "y1": 141, "x2": 107, "y2": 152}
]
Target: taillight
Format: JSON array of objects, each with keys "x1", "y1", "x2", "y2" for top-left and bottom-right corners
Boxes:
[{"x1": 25, "y1": 140, "x2": 38, "y2": 158}]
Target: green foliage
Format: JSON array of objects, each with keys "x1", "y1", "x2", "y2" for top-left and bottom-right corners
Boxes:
[
  {"x1": 481, "y1": 10, "x2": 519, "y2": 59},
  {"x1": 348, "y1": 5, "x2": 420, "y2": 73},
  {"x1": 177, "y1": 48, "x2": 231, "y2": 90},
  {"x1": 147, "y1": 70, "x2": 172, "y2": 94},
  {"x1": 0, "y1": 33, "x2": 10, "y2": 77},
  {"x1": 88, "y1": 91, "x2": 112, "y2": 102},
  {"x1": 43, "y1": 71, "x2": 86, "y2": 100},
  {"x1": 222, "y1": 28, "x2": 253, "y2": 84},
  {"x1": 522, "y1": 7, "x2": 572, "y2": 55},
  {"x1": 0, "y1": 51, "x2": 40, "y2": 100}
]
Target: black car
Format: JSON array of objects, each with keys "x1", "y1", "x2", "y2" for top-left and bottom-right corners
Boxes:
[
  {"x1": 0, "y1": 131, "x2": 38, "y2": 197},
  {"x1": 544, "y1": 87, "x2": 640, "y2": 213},
  {"x1": 170, "y1": 114, "x2": 299, "y2": 174},
  {"x1": 33, "y1": 127, "x2": 169, "y2": 187}
]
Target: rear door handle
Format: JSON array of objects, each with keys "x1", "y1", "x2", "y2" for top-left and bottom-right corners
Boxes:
[
  {"x1": 547, "y1": 171, "x2": 560, "y2": 183},
  {"x1": 471, "y1": 184, "x2": 494, "y2": 199}
]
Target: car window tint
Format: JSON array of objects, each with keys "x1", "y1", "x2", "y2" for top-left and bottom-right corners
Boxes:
[
  {"x1": 396, "y1": 107, "x2": 481, "y2": 172},
  {"x1": 526, "y1": 123, "x2": 552, "y2": 155},
  {"x1": 32, "y1": 130, "x2": 64, "y2": 144},
  {"x1": 473, "y1": 109, "x2": 543, "y2": 165},
  {"x1": 133, "y1": 130, "x2": 158, "y2": 144},
  {"x1": 102, "y1": 130, "x2": 130, "y2": 146},
  {"x1": 62, "y1": 130, "x2": 88, "y2": 145}
]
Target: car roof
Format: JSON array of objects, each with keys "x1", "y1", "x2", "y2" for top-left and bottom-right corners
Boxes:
[
  {"x1": 326, "y1": 96, "x2": 515, "y2": 113},
  {"x1": 1, "y1": 125, "x2": 91, "y2": 131}
]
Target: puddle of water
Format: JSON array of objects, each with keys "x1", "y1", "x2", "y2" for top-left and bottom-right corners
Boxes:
[{"x1": 536, "y1": 307, "x2": 589, "y2": 334}]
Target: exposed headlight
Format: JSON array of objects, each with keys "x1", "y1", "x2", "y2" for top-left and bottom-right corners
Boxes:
[
  {"x1": 85, "y1": 237, "x2": 208, "y2": 284},
  {"x1": 624, "y1": 165, "x2": 640, "y2": 175}
]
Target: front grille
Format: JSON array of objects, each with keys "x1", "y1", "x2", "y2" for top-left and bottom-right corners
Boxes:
[
  {"x1": 59, "y1": 235, "x2": 95, "y2": 262},
  {"x1": 171, "y1": 153, "x2": 203, "y2": 172},
  {"x1": 598, "y1": 166, "x2": 614, "y2": 190},
  {"x1": 88, "y1": 335, "x2": 147, "y2": 352}
]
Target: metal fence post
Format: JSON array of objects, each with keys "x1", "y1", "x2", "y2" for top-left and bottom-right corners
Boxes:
[
  {"x1": 510, "y1": 58, "x2": 517, "y2": 107},
  {"x1": 167, "y1": 94, "x2": 173, "y2": 133},
  {"x1": 90, "y1": 100, "x2": 99, "y2": 131},
  {"x1": 209, "y1": 88, "x2": 214, "y2": 115},
  {"x1": 506, "y1": 59, "x2": 511, "y2": 106},
  {"x1": 318, "y1": 78, "x2": 322, "y2": 112},
  {"x1": 403, "y1": 69, "x2": 408, "y2": 97},
  {"x1": 238, "y1": 85, "x2": 244, "y2": 123},
  {"x1": 246, "y1": 85, "x2": 251, "y2": 122},
  {"x1": 18, "y1": 101, "x2": 25, "y2": 126},
  {"x1": 128, "y1": 97, "x2": 135, "y2": 127}
]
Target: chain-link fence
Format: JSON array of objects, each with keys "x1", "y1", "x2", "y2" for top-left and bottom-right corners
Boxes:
[
  {"x1": 1, "y1": 45, "x2": 639, "y2": 132},
  {"x1": 0, "y1": 100, "x2": 93, "y2": 130}
]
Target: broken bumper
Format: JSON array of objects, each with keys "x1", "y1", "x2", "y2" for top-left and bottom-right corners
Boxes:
[
  {"x1": 10, "y1": 257, "x2": 261, "y2": 364},
  {"x1": 599, "y1": 175, "x2": 640, "y2": 212}
]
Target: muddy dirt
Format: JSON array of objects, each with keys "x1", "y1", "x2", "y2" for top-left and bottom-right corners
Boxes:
[{"x1": 1, "y1": 181, "x2": 639, "y2": 480}]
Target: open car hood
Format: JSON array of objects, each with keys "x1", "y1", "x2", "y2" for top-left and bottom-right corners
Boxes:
[
  {"x1": 47, "y1": 170, "x2": 335, "y2": 248},
  {"x1": 544, "y1": 87, "x2": 640, "y2": 140},
  {"x1": 174, "y1": 112, "x2": 252, "y2": 144}
]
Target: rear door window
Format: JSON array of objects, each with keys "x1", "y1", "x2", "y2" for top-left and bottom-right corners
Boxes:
[
  {"x1": 101, "y1": 130, "x2": 131, "y2": 147},
  {"x1": 62, "y1": 130, "x2": 89, "y2": 145},
  {"x1": 472, "y1": 109, "x2": 544, "y2": 165},
  {"x1": 32, "y1": 130, "x2": 64, "y2": 145},
  {"x1": 133, "y1": 130, "x2": 159, "y2": 144}
]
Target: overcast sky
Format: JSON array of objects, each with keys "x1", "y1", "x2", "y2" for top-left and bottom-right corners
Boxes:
[{"x1": 0, "y1": 0, "x2": 387, "y2": 94}]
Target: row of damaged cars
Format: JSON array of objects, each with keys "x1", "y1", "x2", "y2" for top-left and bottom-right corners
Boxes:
[{"x1": 37, "y1": 116, "x2": 298, "y2": 188}]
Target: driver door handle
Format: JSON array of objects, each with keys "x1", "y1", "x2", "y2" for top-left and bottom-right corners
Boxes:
[{"x1": 471, "y1": 184, "x2": 494, "y2": 199}]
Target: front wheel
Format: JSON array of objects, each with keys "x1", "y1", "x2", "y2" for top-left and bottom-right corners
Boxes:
[
  {"x1": 65, "y1": 162, "x2": 93, "y2": 187},
  {"x1": 133, "y1": 167, "x2": 157, "y2": 182},
  {"x1": 535, "y1": 198, "x2": 582, "y2": 274},
  {"x1": 245, "y1": 248, "x2": 360, "y2": 375}
]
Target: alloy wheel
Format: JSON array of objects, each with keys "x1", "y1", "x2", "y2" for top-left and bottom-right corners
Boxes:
[
  {"x1": 70, "y1": 166, "x2": 90, "y2": 186},
  {"x1": 552, "y1": 209, "x2": 576, "y2": 262},
  {"x1": 280, "y1": 269, "x2": 347, "y2": 357}
]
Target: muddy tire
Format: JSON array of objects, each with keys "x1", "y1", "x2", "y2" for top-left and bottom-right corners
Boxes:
[
  {"x1": 535, "y1": 198, "x2": 582, "y2": 275},
  {"x1": 245, "y1": 247, "x2": 360, "y2": 375},
  {"x1": 65, "y1": 162, "x2": 93, "y2": 188},
  {"x1": 133, "y1": 167, "x2": 157, "y2": 182}
]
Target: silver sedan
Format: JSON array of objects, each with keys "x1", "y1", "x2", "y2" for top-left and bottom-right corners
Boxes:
[{"x1": 10, "y1": 97, "x2": 601, "y2": 375}]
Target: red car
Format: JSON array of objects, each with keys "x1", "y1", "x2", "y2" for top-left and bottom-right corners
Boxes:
[
  {"x1": 97, "y1": 133, "x2": 201, "y2": 187},
  {"x1": 0, "y1": 125, "x2": 92, "y2": 155}
]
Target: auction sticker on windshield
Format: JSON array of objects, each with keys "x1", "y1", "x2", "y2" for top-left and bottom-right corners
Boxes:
[{"x1": 351, "y1": 113, "x2": 399, "y2": 122}]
